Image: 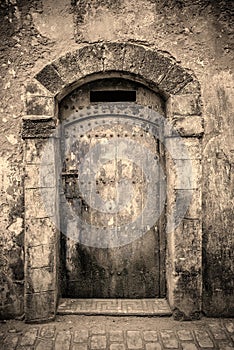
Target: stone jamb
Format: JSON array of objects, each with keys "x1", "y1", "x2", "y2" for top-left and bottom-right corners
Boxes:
[
  {"x1": 22, "y1": 43, "x2": 203, "y2": 322},
  {"x1": 23, "y1": 118, "x2": 60, "y2": 323}
]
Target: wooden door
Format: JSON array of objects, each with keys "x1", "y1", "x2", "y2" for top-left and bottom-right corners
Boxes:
[{"x1": 60, "y1": 79, "x2": 166, "y2": 298}]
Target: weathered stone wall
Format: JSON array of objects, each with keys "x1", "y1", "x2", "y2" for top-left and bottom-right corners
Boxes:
[{"x1": 0, "y1": 0, "x2": 233, "y2": 318}]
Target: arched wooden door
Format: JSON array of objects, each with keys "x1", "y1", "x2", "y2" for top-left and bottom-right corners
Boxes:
[{"x1": 59, "y1": 79, "x2": 166, "y2": 298}]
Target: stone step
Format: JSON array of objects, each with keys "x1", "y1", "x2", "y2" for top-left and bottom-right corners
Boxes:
[{"x1": 57, "y1": 298, "x2": 172, "y2": 316}]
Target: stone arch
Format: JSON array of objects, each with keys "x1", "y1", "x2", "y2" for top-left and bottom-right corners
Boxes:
[
  {"x1": 32, "y1": 42, "x2": 200, "y2": 98},
  {"x1": 23, "y1": 43, "x2": 203, "y2": 322}
]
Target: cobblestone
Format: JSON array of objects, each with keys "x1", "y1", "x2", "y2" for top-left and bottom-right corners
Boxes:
[
  {"x1": 126, "y1": 331, "x2": 143, "y2": 349},
  {"x1": 208, "y1": 323, "x2": 228, "y2": 340},
  {"x1": 3, "y1": 334, "x2": 19, "y2": 350},
  {"x1": 109, "y1": 331, "x2": 124, "y2": 342},
  {"x1": 20, "y1": 328, "x2": 38, "y2": 346},
  {"x1": 194, "y1": 330, "x2": 214, "y2": 348},
  {"x1": 160, "y1": 330, "x2": 179, "y2": 348},
  {"x1": 54, "y1": 330, "x2": 72, "y2": 350},
  {"x1": 35, "y1": 339, "x2": 53, "y2": 350},
  {"x1": 181, "y1": 343, "x2": 198, "y2": 350},
  {"x1": 0, "y1": 317, "x2": 233, "y2": 350},
  {"x1": 177, "y1": 330, "x2": 193, "y2": 341},
  {"x1": 218, "y1": 341, "x2": 234, "y2": 350},
  {"x1": 143, "y1": 331, "x2": 158, "y2": 342},
  {"x1": 224, "y1": 320, "x2": 234, "y2": 334},
  {"x1": 40, "y1": 325, "x2": 56, "y2": 338},
  {"x1": 90, "y1": 335, "x2": 107, "y2": 349},
  {"x1": 73, "y1": 330, "x2": 89, "y2": 343}
]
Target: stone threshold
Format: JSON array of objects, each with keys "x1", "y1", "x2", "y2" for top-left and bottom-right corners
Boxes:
[{"x1": 57, "y1": 298, "x2": 172, "y2": 316}]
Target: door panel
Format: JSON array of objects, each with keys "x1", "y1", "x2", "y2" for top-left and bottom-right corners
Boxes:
[{"x1": 60, "y1": 79, "x2": 166, "y2": 298}]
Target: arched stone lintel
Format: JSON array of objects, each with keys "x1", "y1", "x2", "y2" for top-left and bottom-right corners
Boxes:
[
  {"x1": 33, "y1": 43, "x2": 201, "y2": 100},
  {"x1": 25, "y1": 43, "x2": 203, "y2": 137}
]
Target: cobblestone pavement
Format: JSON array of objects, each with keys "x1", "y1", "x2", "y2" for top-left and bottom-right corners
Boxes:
[{"x1": 0, "y1": 316, "x2": 233, "y2": 350}]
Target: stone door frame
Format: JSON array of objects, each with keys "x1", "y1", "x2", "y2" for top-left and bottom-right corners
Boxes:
[{"x1": 22, "y1": 43, "x2": 203, "y2": 322}]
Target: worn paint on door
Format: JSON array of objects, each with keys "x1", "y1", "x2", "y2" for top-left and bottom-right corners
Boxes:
[{"x1": 60, "y1": 79, "x2": 166, "y2": 298}]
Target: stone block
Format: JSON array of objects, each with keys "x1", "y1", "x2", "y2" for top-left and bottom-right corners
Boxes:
[
  {"x1": 26, "y1": 244, "x2": 55, "y2": 268},
  {"x1": 110, "y1": 344, "x2": 125, "y2": 350},
  {"x1": 140, "y1": 50, "x2": 174, "y2": 86},
  {"x1": 26, "y1": 218, "x2": 58, "y2": 247},
  {"x1": 53, "y1": 50, "x2": 83, "y2": 87},
  {"x1": 40, "y1": 325, "x2": 56, "y2": 338},
  {"x1": 123, "y1": 44, "x2": 146, "y2": 76},
  {"x1": 25, "y1": 164, "x2": 56, "y2": 189},
  {"x1": 73, "y1": 330, "x2": 89, "y2": 343},
  {"x1": 72, "y1": 344, "x2": 88, "y2": 350},
  {"x1": 165, "y1": 137, "x2": 202, "y2": 160},
  {"x1": 3, "y1": 334, "x2": 20, "y2": 349},
  {"x1": 172, "y1": 116, "x2": 204, "y2": 137},
  {"x1": 25, "y1": 188, "x2": 56, "y2": 219},
  {"x1": 159, "y1": 65, "x2": 193, "y2": 95},
  {"x1": 55, "y1": 331, "x2": 72, "y2": 350},
  {"x1": 160, "y1": 330, "x2": 179, "y2": 348},
  {"x1": 25, "y1": 96, "x2": 55, "y2": 116},
  {"x1": 53, "y1": 49, "x2": 81, "y2": 78},
  {"x1": 90, "y1": 335, "x2": 107, "y2": 349},
  {"x1": 194, "y1": 330, "x2": 214, "y2": 348},
  {"x1": 180, "y1": 79, "x2": 201, "y2": 94},
  {"x1": 25, "y1": 79, "x2": 54, "y2": 97},
  {"x1": 26, "y1": 267, "x2": 55, "y2": 293},
  {"x1": 224, "y1": 320, "x2": 234, "y2": 333},
  {"x1": 35, "y1": 64, "x2": 65, "y2": 95},
  {"x1": 24, "y1": 138, "x2": 56, "y2": 165},
  {"x1": 36, "y1": 340, "x2": 53, "y2": 350},
  {"x1": 167, "y1": 94, "x2": 201, "y2": 116},
  {"x1": 166, "y1": 188, "x2": 201, "y2": 229},
  {"x1": 25, "y1": 291, "x2": 56, "y2": 322},
  {"x1": 109, "y1": 331, "x2": 124, "y2": 342},
  {"x1": 174, "y1": 219, "x2": 202, "y2": 272},
  {"x1": 143, "y1": 331, "x2": 158, "y2": 342},
  {"x1": 187, "y1": 188, "x2": 202, "y2": 218},
  {"x1": 126, "y1": 331, "x2": 143, "y2": 349},
  {"x1": 22, "y1": 116, "x2": 56, "y2": 139},
  {"x1": 178, "y1": 159, "x2": 201, "y2": 189},
  {"x1": 177, "y1": 330, "x2": 193, "y2": 341},
  {"x1": 77, "y1": 45, "x2": 104, "y2": 77},
  {"x1": 177, "y1": 189, "x2": 202, "y2": 219},
  {"x1": 208, "y1": 324, "x2": 228, "y2": 340},
  {"x1": 20, "y1": 327, "x2": 38, "y2": 346},
  {"x1": 167, "y1": 157, "x2": 202, "y2": 190},
  {"x1": 173, "y1": 273, "x2": 202, "y2": 320},
  {"x1": 103, "y1": 42, "x2": 126, "y2": 71}
]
